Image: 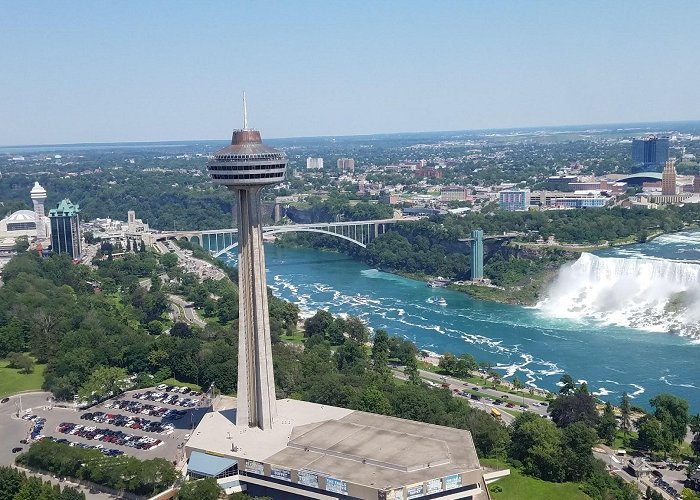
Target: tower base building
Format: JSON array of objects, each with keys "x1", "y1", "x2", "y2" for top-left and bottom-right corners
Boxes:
[{"x1": 186, "y1": 398, "x2": 504, "y2": 499}]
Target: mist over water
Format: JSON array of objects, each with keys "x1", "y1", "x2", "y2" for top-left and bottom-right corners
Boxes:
[
  {"x1": 223, "y1": 230, "x2": 700, "y2": 411},
  {"x1": 537, "y1": 253, "x2": 700, "y2": 337}
]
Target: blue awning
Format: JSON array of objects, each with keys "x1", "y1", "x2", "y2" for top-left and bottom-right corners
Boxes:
[{"x1": 188, "y1": 451, "x2": 237, "y2": 477}]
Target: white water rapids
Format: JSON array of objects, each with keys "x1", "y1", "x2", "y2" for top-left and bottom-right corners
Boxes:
[{"x1": 537, "y1": 253, "x2": 700, "y2": 338}]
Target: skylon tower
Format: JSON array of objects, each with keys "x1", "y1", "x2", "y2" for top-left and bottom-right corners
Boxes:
[{"x1": 207, "y1": 95, "x2": 287, "y2": 430}]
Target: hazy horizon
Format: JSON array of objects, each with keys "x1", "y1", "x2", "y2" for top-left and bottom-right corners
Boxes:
[
  {"x1": 2, "y1": 118, "x2": 699, "y2": 151},
  {"x1": 1, "y1": 1, "x2": 699, "y2": 146}
]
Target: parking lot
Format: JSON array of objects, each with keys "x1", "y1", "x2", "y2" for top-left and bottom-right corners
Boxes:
[{"x1": 0, "y1": 385, "x2": 209, "y2": 466}]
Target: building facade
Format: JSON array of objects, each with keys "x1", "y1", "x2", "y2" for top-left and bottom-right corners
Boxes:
[
  {"x1": 337, "y1": 157, "x2": 355, "y2": 173},
  {"x1": 49, "y1": 199, "x2": 81, "y2": 260},
  {"x1": 306, "y1": 157, "x2": 324, "y2": 170},
  {"x1": 440, "y1": 186, "x2": 469, "y2": 202},
  {"x1": 631, "y1": 136, "x2": 669, "y2": 173},
  {"x1": 661, "y1": 160, "x2": 677, "y2": 196},
  {"x1": 499, "y1": 189, "x2": 530, "y2": 211}
]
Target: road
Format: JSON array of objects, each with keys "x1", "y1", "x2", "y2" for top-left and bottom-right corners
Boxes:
[
  {"x1": 391, "y1": 366, "x2": 550, "y2": 421},
  {"x1": 392, "y1": 368, "x2": 520, "y2": 425},
  {"x1": 416, "y1": 368, "x2": 550, "y2": 414},
  {"x1": 169, "y1": 294, "x2": 206, "y2": 328}
]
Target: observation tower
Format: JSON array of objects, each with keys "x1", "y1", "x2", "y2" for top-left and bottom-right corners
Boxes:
[{"x1": 207, "y1": 95, "x2": 287, "y2": 430}]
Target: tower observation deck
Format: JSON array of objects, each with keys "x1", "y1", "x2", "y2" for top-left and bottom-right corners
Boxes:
[{"x1": 207, "y1": 97, "x2": 288, "y2": 430}]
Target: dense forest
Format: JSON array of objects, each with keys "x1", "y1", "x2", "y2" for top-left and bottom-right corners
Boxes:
[{"x1": 0, "y1": 250, "x2": 297, "y2": 398}]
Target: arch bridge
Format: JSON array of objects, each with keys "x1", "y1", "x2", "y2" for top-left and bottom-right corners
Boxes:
[{"x1": 159, "y1": 219, "x2": 398, "y2": 257}]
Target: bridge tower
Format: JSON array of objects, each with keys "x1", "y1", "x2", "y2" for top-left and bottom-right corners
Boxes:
[
  {"x1": 206, "y1": 95, "x2": 287, "y2": 430},
  {"x1": 470, "y1": 229, "x2": 484, "y2": 281}
]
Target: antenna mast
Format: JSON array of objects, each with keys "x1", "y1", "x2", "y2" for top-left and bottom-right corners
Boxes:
[{"x1": 243, "y1": 91, "x2": 248, "y2": 130}]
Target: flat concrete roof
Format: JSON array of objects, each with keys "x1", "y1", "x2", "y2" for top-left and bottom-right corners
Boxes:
[{"x1": 186, "y1": 398, "x2": 484, "y2": 492}]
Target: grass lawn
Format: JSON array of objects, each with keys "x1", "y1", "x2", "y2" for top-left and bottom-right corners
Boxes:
[
  {"x1": 280, "y1": 331, "x2": 306, "y2": 345},
  {"x1": 611, "y1": 430, "x2": 638, "y2": 451},
  {"x1": 0, "y1": 360, "x2": 46, "y2": 397},
  {"x1": 160, "y1": 378, "x2": 201, "y2": 391},
  {"x1": 482, "y1": 459, "x2": 590, "y2": 500}
]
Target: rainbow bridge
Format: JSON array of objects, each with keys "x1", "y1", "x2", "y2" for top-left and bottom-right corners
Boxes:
[{"x1": 156, "y1": 218, "x2": 399, "y2": 257}]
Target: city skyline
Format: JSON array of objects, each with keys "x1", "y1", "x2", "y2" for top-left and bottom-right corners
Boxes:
[{"x1": 1, "y1": 1, "x2": 699, "y2": 146}]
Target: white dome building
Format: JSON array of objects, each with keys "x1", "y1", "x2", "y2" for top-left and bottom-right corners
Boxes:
[{"x1": 0, "y1": 209, "x2": 39, "y2": 250}]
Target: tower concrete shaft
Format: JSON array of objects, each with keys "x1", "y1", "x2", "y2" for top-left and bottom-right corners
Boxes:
[
  {"x1": 234, "y1": 185, "x2": 277, "y2": 430},
  {"x1": 207, "y1": 96, "x2": 287, "y2": 431}
]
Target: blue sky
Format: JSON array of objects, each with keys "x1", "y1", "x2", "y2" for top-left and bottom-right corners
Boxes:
[{"x1": 1, "y1": 1, "x2": 698, "y2": 145}]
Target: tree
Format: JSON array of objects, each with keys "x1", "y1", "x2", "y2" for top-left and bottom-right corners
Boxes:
[
  {"x1": 334, "y1": 339, "x2": 367, "y2": 373},
  {"x1": 512, "y1": 377, "x2": 524, "y2": 390},
  {"x1": 549, "y1": 392, "x2": 599, "y2": 428},
  {"x1": 79, "y1": 366, "x2": 129, "y2": 401},
  {"x1": 160, "y1": 252, "x2": 178, "y2": 269},
  {"x1": 345, "y1": 316, "x2": 369, "y2": 344},
  {"x1": 637, "y1": 415, "x2": 672, "y2": 454},
  {"x1": 559, "y1": 374, "x2": 576, "y2": 395},
  {"x1": 303, "y1": 310, "x2": 334, "y2": 339},
  {"x1": 650, "y1": 393, "x2": 689, "y2": 444},
  {"x1": 371, "y1": 329, "x2": 390, "y2": 376},
  {"x1": 177, "y1": 478, "x2": 221, "y2": 500},
  {"x1": 0, "y1": 466, "x2": 24, "y2": 499},
  {"x1": 354, "y1": 387, "x2": 392, "y2": 415},
  {"x1": 7, "y1": 352, "x2": 35, "y2": 374},
  {"x1": 404, "y1": 354, "x2": 421, "y2": 385},
  {"x1": 598, "y1": 402, "x2": 618, "y2": 446},
  {"x1": 13, "y1": 236, "x2": 30, "y2": 252},
  {"x1": 439, "y1": 353, "x2": 458, "y2": 375},
  {"x1": 509, "y1": 412, "x2": 563, "y2": 482},
  {"x1": 171, "y1": 322, "x2": 194, "y2": 339},
  {"x1": 690, "y1": 414, "x2": 700, "y2": 457},
  {"x1": 561, "y1": 421, "x2": 598, "y2": 481},
  {"x1": 620, "y1": 391, "x2": 632, "y2": 436}
]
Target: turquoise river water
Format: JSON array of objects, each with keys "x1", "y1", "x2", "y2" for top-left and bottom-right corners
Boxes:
[{"x1": 225, "y1": 231, "x2": 700, "y2": 410}]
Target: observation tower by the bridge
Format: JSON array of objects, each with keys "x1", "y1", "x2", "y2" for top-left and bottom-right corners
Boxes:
[{"x1": 207, "y1": 94, "x2": 287, "y2": 430}]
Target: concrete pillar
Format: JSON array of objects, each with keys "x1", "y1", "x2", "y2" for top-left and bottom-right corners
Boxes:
[{"x1": 235, "y1": 186, "x2": 277, "y2": 430}]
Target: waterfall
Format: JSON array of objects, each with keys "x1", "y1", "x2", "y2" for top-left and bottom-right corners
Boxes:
[{"x1": 537, "y1": 253, "x2": 700, "y2": 337}]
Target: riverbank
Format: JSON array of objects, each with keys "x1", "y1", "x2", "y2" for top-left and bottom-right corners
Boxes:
[
  {"x1": 449, "y1": 269, "x2": 561, "y2": 306},
  {"x1": 273, "y1": 226, "x2": 691, "y2": 308}
]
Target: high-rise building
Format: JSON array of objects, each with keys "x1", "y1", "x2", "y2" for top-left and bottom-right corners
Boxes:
[
  {"x1": 337, "y1": 157, "x2": 355, "y2": 173},
  {"x1": 632, "y1": 136, "x2": 669, "y2": 173},
  {"x1": 694, "y1": 174, "x2": 700, "y2": 194},
  {"x1": 206, "y1": 96, "x2": 286, "y2": 431},
  {"x1": 470, "y1": 229, "x2": 484, "y2": 281},
  {"x1": 661, "y1": 160, "x2": 677, "y2": 196},
  {"x1": 306, "y1": 157, "x2": 323, "y2": 170},
  {"x1": 499, "y1": 189, "x2": 530, "y2": 211},
  {"x1": 49, "y1": 199, "x2": 81, "y2": 260}
]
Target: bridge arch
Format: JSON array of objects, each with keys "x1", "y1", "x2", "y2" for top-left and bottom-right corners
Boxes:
[
  {"x1": 190, "y1": 235, "x2": 200, "y2": 246},
  {"x1": 211, "y1": 227, "x2": 367, "y2": 258}
]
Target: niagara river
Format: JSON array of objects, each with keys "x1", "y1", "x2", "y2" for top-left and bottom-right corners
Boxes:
[{"x1": 225, "y1": 230, "x2": 700, "y2": 410}]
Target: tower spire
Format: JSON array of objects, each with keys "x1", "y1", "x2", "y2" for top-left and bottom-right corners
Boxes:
[{"x1": 243, "y1": 91, "x2": 248, "y2": 130}]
